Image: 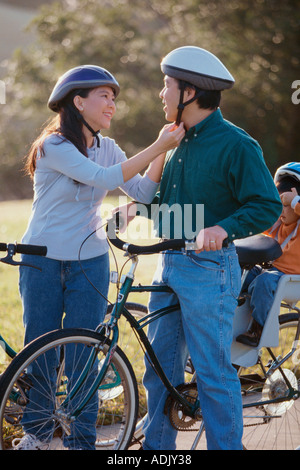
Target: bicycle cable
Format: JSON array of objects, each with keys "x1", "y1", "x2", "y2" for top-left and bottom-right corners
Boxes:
[{"x1": 78, "y1": 221, "x2": 118, "y2": 306}]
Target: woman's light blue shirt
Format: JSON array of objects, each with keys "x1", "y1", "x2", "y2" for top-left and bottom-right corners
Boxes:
[{"x1": 22, "y1": 133, "x2": 158, "y2": 260}]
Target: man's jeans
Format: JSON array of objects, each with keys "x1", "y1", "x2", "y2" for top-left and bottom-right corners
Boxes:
[
  {"x1": 244, "y1": 266, "x2": 285, "y2": 327},
  {"x1": 143, "y1": 245, "x2": 243, "y2": 450},
  {"x1": 19, "y1": 253, "x2": 109, "y2": 449}
]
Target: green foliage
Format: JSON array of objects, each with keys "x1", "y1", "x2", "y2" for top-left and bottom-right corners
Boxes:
[
  {"x1": 0, "y1": 0, "x2": 299, "y2": 199},
  {"x1": 0, "y1": 197, "x2": 156, "y2": 354}
]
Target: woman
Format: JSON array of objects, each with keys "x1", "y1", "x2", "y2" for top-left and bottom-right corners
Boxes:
[{"x1": 14, "y1": 65, "x2": 184, "y2": 450}]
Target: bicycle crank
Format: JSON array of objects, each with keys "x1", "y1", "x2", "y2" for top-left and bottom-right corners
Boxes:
[{"x1": 165, "y1": 383, "x2": 202, "y2": 431}]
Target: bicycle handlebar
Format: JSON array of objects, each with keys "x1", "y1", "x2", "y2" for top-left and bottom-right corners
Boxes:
[
  {"x1": 108, "y1": 232, "x2": 188, "y2": 254},
  {"x1": 106, "y1": 217, "x2": 191, "y2": 254},
  {"x1": 0, "y1": 242, "x2": 47, "y2": 257},
  {"x1": 106, "y1": 217, "x2": 228, "y2": 255}
]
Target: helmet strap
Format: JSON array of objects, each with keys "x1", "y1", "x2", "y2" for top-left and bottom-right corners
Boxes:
[
  {"x1": 72, "y1": 107, "x2": 100, "y2": 147},
  {"x1": 175, "y1": 82, "x2": 186, "y2": 125},
  {"x1": 176, "y1": 81, "x2": 206, "y2": 125},
  {"x1": 80, "y1": 116, "x2": 101, "y2": 148}
]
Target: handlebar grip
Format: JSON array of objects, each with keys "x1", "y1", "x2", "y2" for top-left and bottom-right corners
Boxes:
[
  {"x1": 106, "y1": 218, "x2": 229, "y2": 255},
  {"x1": 16, "y1": 244, "x2": 47, "y2": 256},
  {"x1": 0, "y1": 242, "x2": 47, "y2": 256}
]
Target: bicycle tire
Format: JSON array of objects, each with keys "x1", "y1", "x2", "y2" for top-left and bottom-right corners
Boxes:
[
  {"x1": 239, "y1": 312, "x2": 300, "y2": 450},
  {"x1": 0, "y1": 328, "x2": 138, "y2": 450}
]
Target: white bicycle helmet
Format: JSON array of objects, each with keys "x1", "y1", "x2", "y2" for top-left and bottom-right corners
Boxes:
[
  {"x1": 274, "y1": 162, "x2": 300, "y2": 184},
  {"x1": 161, "y1": 46, "x2": 235, "y2": 123}
]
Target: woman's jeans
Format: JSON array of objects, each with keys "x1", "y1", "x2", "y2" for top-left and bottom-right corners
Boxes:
[
  {"x1": 19, "y1": 253, "x2": 109, "y2": 449},
  {"x1": 143, "y1": 245, "x2": 243, "y2": 450},
  {"x1": 243, "y1": 266, "x2": 285, "y2": 327}
]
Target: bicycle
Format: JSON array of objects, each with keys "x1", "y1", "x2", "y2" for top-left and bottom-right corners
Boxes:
[
  {"x1": 0, "y1": 225, "x2": 300, "y2": 450},
  {"x1": 0, "y1": 242, "x2": 47, "y2": 370}
]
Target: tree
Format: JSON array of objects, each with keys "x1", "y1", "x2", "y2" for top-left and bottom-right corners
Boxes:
[{"x1": 0, "y1": 0, "x2": 298, "y2": 199}]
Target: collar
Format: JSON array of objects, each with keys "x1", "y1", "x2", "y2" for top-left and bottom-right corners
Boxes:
[{"x1": 185, "y1": 108, "x2": 223, "y2": 137}]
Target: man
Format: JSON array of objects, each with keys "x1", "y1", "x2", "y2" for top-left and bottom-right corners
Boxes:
[{"x1": 124, "y1": 46, "x2": 282, "y2": 450}]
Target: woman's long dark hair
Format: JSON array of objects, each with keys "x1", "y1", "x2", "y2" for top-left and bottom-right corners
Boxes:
[{"x1": 24, "y1": 88, "x2": 91, "y2": 178}]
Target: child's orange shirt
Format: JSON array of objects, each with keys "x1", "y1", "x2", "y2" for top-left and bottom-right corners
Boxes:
[{"x1": 265, "y1": 202, "x2": 300, "y2": 275}]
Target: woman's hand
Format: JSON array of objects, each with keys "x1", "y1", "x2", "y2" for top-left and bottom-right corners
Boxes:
[
  {"x1": 112, "y1": 202, "x2": 137, "y2": 233},
  {"x1": 155, "y1": 122, "x2": 185, "y2": 153},
  {"x1": 121, "y1": 122, "x2": 184, "y2": 183}
]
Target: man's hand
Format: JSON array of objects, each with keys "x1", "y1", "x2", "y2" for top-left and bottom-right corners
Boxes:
[{"x1": 196, "y1": 225, "x2": 228, "y2": 252}]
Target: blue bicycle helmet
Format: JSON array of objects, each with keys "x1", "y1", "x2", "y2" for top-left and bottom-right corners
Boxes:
[
  {"x1": 47, "y1": 65, "x2": 120, "y2": 147},
  {"x1": 274, "y1": 162, "x2": 300, "y2": 184},
  {"x1": 48, "y1": 65, "x2": 120, "y2": 112}
]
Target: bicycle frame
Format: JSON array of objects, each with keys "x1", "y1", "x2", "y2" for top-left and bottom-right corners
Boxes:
[
  {"x1": 59, "y1": 254, "x2": 200, "y2": 423},
  {"x1": 108, "y1": 257, "x2": 192, "y2": 409},
  {"x1": 0, "y1": 334, "x2": 17, "y2": 361}
]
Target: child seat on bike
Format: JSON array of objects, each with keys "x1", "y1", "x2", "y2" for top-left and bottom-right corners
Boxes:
[
  {"x1": 231, "y1": 234, "x2": 300, "y2": 367},
  {"x1": 231, "y1": 163, "x2": 300, "y2": 366}
]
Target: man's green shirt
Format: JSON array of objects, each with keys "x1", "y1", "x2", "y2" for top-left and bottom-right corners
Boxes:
[{"x1": 145, "y1": 109, "x2": 282, "y2": 241}]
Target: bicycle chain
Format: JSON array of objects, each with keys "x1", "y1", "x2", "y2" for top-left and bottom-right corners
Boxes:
[{"x1": 243, "y1": 405, "x2": 274, "y2": 428}]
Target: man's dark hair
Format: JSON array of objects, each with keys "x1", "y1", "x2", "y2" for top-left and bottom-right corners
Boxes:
[
  {"x1": 195, "y1": 88, "x2": 221, "y2": 110},
  {"x1": 182, "y1": 82, "x2": 221, "y2": 110}
]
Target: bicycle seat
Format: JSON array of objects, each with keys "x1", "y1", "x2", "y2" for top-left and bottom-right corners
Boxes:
[{"x1": 234, "y1": 234, "x2": 282, "y2": 268}]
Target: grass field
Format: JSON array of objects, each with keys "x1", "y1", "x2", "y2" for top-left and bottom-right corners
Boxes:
[{"x1": 0, "y1": 197, "x2": 158, "y2": 359}]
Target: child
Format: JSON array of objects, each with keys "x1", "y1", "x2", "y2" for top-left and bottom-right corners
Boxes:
[{"x1": 237, "y1": 162, "x2": 300, "y2": 347}]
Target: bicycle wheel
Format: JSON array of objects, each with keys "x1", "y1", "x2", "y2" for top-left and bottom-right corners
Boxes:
[
  {"x1": 239, "y1": 312, "x2": 300, "y2": 450},
  {"x1": 0, "y1": 328, "x2": 138, "y2": 450}
]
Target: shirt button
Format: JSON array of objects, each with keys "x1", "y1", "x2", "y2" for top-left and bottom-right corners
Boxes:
[
  {"x1": 194, "y1": 133, "x2": 197, "y2": 137},
  {"x1": 232, "y1": 234, "x2": 236, "y2": 238},
  {"x1": 185, "y1": 138, "x2": 188, "y2": 142},
  {"x1": 178, "y1": 159, "x2": 182, "y2": 163},
  {"x1": 173, "y1": 184, "x2": 176, "y2": 188}
]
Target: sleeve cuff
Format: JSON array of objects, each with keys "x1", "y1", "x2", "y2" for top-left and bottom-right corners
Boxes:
[{"x1": 291, "y1": 195, "x2": 300, "y2": 209}]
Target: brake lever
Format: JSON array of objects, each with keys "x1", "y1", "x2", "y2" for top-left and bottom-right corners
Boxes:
[
  {"x1": 0, "y1": 257, "x2": 42, "y2": 271},
  {"x1": 0, "y1": 244, "x2": 42, "y2": 271}
]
